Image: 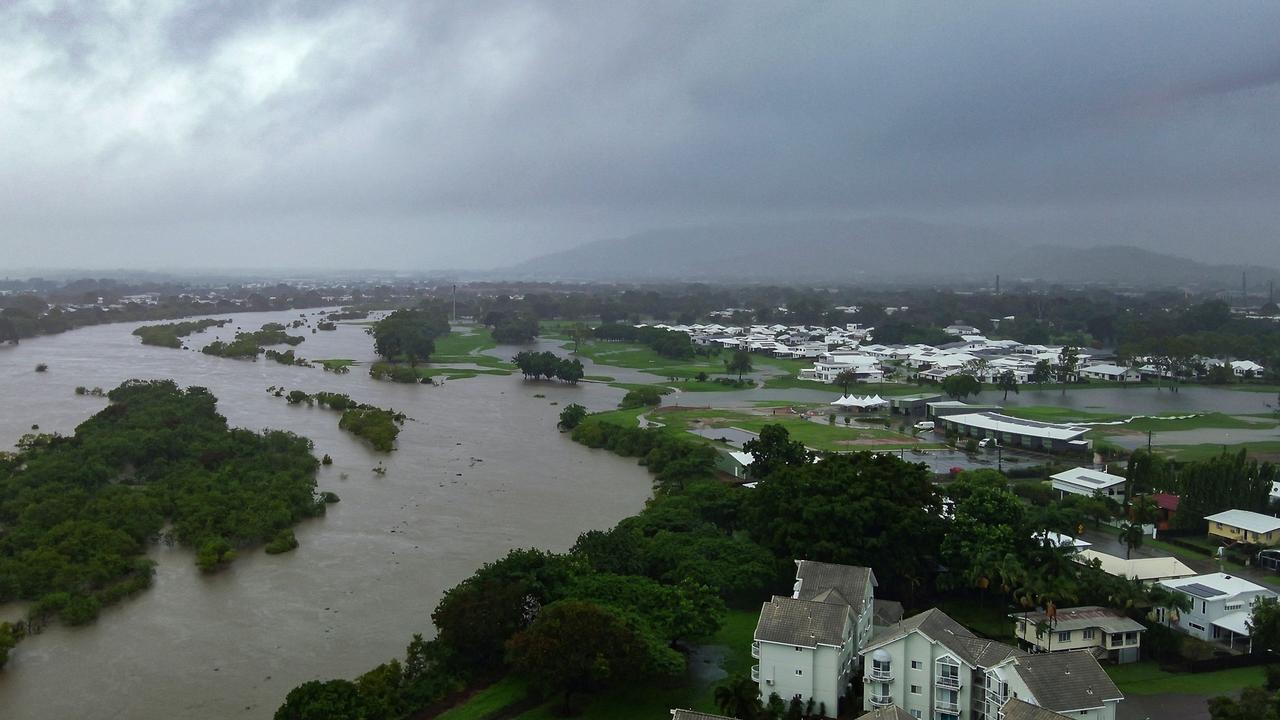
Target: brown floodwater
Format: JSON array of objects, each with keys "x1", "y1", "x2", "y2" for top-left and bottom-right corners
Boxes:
[{"x1": 0, "y1": 310, "x2": 653, "y2": 719}]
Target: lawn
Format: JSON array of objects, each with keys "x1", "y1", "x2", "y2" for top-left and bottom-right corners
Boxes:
[
  {"x1": 638, "y1": 407, "x2": 934, "y2": 453},
  {"x1": 1159, "y1": 441, "x2": 1280, "y2": 462},
  {"x1": 435, "y1": 677, "x2": 530, "y2": 720},
  {"x1": 315, "y1": 358, "x2": 358, "y2": 371},
  {"x1": 936, "y1": 598, "x2": 1017, "y2": 644},
  {"x1": 1105, "y1": 660, "x2": 1265, "y2": 696}
]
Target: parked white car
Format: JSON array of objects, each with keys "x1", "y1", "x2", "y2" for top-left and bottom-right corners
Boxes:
[{"x1": 914, "y1": 421, "x2": 935, "y2": 431}]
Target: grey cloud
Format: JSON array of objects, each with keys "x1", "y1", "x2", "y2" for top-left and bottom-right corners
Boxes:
[{"x1": 2, "y1": 0, "x2": 1280, "y2": 270}]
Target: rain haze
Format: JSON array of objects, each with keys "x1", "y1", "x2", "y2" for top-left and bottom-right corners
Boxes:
[{"x1": 3, "y1": 1, "x2": 1280, "y2": 272}]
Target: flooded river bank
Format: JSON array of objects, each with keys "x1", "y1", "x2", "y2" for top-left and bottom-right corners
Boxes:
[{"x1": 0, "y1": 310, "x2": 653, "y2": 719}]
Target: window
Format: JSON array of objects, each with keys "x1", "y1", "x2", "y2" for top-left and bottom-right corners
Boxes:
[
  {"x1": 1225, "y1": 603, "x2": 1243, "y2": 611},
  {"x1": 911, "y1": 711, "x2": 921, "y2": 719},
  {"x1": 1082, "y1": 629, "x2": 1095, "y2": 640},
  {"x1": 795, "y1": 669, "x2": 803, "y2": 676},
  {"x1": 911, "y1": 685, "x2": 921, "y2": 695},
  {"x1": 911, "y1": 660, "x2": 923, "y2": 670},
  {"x1": 1190, "y1": 622, "x2": 1205, "y2": 631},
  {"x1": 1058, "y1": 631, "x2": 1071, "y2": 642},
  {"x1": 1110, "y1": 633, "x2": 1122, "y2": 646},
  {"x1": 1202, "y1": 601, "x2": 1207, "y2": 614},
  {"x1": 794, "y1": 646, "x2": 802, "y2": 652}
]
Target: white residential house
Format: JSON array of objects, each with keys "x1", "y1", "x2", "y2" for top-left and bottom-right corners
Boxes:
[
  {"x1": 1050, "y1": 468, "x2": 1126, "y2": 501},
  {"x1": 859, "y1": 608, "x2": 1122, "y2": 720},
  {"x1": 753, "y1": 561, "x2": 877, "y2": 717},
  {"x1": 1157, "y1": 573, "x2": 1278, "y2": 650},
  {"x1": 1078, "y1": 364, "x2": 1142, "y2": 383},
  {"x1": 1231, "y1": 360, "x2": 1265, "y2": 378},
  {"x1": 1011, "y1": 606, "x2": 1145, "y2": 664}
]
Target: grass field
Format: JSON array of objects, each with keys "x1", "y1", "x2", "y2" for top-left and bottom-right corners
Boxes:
[
  {"x1": 632, "y1": 407, "x2": 934, "y2": 452},
  {"x1": 1105, "y1": 660, "x2": 1265, "y2": 695},
  {"x1": 1159, "y1": 441, "x2": 1280, "y2": 462},
  {"x1": 435, "y1": 677, "x2": 530, "y2": 720},
  {"x1": 315, "y1": 358, "x2": 357, "y2": 371}
]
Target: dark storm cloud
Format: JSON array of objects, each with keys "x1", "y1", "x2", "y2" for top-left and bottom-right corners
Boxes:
[{"x1": 2, "y1": 0, "x2": 1279, "y2": 270}]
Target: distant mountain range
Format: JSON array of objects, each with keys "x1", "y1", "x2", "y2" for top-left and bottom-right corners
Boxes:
[{"x1": 500, "y1": 218, "x2": 1280, "y2": 289}]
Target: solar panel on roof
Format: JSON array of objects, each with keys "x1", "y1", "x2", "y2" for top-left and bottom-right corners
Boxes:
[{"x1": 1180, "y1": 582, "x2": 1226, "y2": 599}]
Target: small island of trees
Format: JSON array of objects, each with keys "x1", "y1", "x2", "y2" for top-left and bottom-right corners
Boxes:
[
  {"x1": 131, "y1": 318, "x2": 230, "y2": 348},
  {"x1": 0, "y1": 380, "x2": 327, "y2": 658},
  {"x1": 282, "y1": 390, "x2": 406, "y2": 452},
  {"x1": 512, "y1": 351, "x2": 584, "y2": 382}
]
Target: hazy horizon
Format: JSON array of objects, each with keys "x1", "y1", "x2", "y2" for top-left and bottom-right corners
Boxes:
[{"x1": 4, "y1": 2, "x2": 1280, "y2": 271}]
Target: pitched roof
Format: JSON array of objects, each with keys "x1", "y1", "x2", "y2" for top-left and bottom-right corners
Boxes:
[
  {"x1": 794, "y1": 560, "x2": 874, "y2": 611},
  {"x1": 1012, "y1": 606, "x2": 1146, "y2": 635},
  {"x1": 863, "y1": 608, "x2": 1023, "y2": 668},
  {"x1": 1151, "y1": 493, "x2": 1180, "y2": 512},
  {"x1": 1007, "y1": 651, "x2": 1123, "y2": 711},
  {"x1": 856, "y1": 706, "x2": 915, "y2": 720},
  {"x1": 999, "y1": 698, "x2": 1072, "y2": 720},
  {"x1": 873, "y1": 599, "x2": 905, "y2": 627},
  {"x1": 1204, "y1": 509, "x2": 1280, "y2": 534},
  {"x1": 671, "y1": 711, "x2": 736, "y2": 720},
  {"x1": 755, "y1": 596, "x2": 849, "y2": 648}
]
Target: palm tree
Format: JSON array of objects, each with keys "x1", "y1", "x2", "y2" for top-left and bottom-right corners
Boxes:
[
  {"x1": 1118, "y1": 521, "x2": 1145, "y2": 559},
  {"x1": 714, "y1": 673, "x2": 762, "y2": 720}
]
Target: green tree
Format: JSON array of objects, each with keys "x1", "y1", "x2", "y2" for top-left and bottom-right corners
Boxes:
[
  {"x1": 725, "y1": 350, "x2": 754, "y2": 382},
  {"x1": 1250, "y1": 597, "x2": 1280, "y2": 654},
  {"x1": 1030, "y1": 359, "x2": 1052, "y2": 389},
  {"x1": 274, "y1": 679, "x2": 367, "y2": 720},
  {"x1": 833, "y1": 368, "x2": 858, "y2": 395},
  {"x1": 714, "y1": 672, "x2": 763, "y2": 719},
  {"x1": 1055, "y1": 346, "x2": 1080, "y2": 395},
  {"x1": 1118, "y1": 522, "x2": 1145, "y2": 560},
  {"x1": 741, "y1": 424, "x2": 810, "y2": 480},
  {"x1": 745, "y1": 453, "x2": 944, "y2": 600},
  {"x1": 505, "y1": 600, "x2": 682, "y2": 714},
  {"x1": 996, "y1": 370, "x2": 1019, "y2": 401},
  {"x1": 558, "y1": 403, "x2": 588, "y2": 430},
  {"x1": 941, "y1": 373, "x2": 980, "y2": 400}
]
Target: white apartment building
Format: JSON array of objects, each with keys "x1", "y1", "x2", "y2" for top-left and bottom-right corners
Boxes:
[
  {"x1": 860, "y1": 609, "x2": 1122, "y2": 720},
  {"x1": 753, "y1": 561, "x2": 877, "y2": 717}
]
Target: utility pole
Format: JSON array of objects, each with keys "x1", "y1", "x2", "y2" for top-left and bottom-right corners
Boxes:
[
  {"x1": 451, "y1": 284, "x2": 457, "y2": 324},
  {"x1": 1147, "y1": 430, "x2": 1152, "y2": 454},
  {"x1": 995, "y1": 274, "x2": 1000, "y2": 295}
]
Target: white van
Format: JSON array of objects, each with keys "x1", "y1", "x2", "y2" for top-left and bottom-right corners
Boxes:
[{"x1": 914, "y1": 421, "x2": 935, "y2": 431}]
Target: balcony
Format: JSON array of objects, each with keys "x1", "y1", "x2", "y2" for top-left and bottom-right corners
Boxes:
[
  {"x1": 870, "y1": 667, "x2": 894, "y2": 682},
  {"x1": 935, "y1": 698, "x2": 961, "y2": 714},
  {"x1": 752, "y1": 641, "x2": 760, "y2": 659},
  {"x1": 751, "y1": 665, "x2": 760, "y2": 682},
  {"x1": 869, "y1": 693, "x2": 894, "y2": 707},
  {"x1": 936, "y1": 674, "x2": 962, "y2": 690}
]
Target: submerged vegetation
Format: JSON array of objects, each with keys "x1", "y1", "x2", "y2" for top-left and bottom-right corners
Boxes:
[
  {"x1": 202, "y1": 323, "x2": 306, "y2": 359},
  {"x1": 131, "y1": 318, "x2": 230, "y2": 348},
  {"x1": 0, "y1": 380, "x2": 323, "y2": 643},
  {"x1": 279, "y1": 390, "x2": 406, "y2": 452}
]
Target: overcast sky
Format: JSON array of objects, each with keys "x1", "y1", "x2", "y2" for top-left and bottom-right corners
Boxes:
[{"x1": 3, "y1": 1, "x2": 1280, "y2": 271}]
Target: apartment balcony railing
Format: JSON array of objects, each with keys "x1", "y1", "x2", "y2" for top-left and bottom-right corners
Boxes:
[
  {"x1": 751, "y1": 642, "x2": 760, "y2": 659},
  {"x1": 869, "y1": 667, "x2": 894, "y2": 682},
  {"x1": 936, "y1": 674, "x2": 962, "y2": 690},
  {"x1": 869, "y1": 694, "x2": 894, "y2": 707},
  {"x1": 935, "y1": 698, "x2": 961, "y2": 714},
  {"x1": 751, "y1": 665, "x2": 760, "y2": 682}
]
